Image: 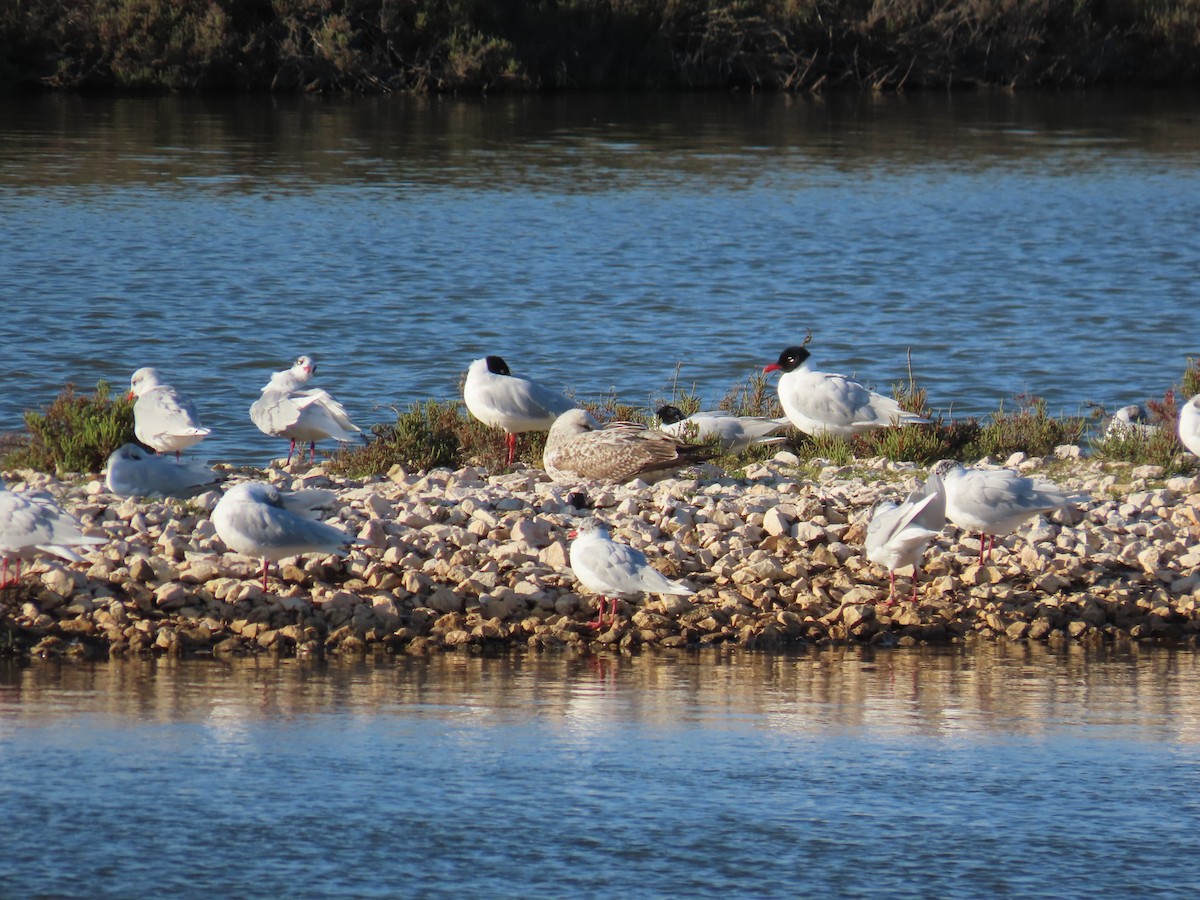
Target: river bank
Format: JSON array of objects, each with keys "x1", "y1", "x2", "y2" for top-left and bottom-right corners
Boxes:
[
  {"x1": 3, "y1": 0, "x2": 1199, "y2": 94},
  {"x1": 3, "y1": 447, "x2": 1199, "y2": 660}
]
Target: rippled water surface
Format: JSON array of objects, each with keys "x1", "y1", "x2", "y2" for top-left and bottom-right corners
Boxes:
[
  {"x1": 1, "y1": 91, "x2": 1199, "y2": 463},
  {"x1": 2, "y1": 645, "x2": 1200, "y2": 897}
]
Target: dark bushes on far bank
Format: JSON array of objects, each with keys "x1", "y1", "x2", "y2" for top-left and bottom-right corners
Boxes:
[{"x1": 2, "y1": 0, "x2": 1199, "y2": 95}]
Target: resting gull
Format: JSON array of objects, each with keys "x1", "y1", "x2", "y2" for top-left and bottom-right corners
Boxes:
[
  {"x1": 655, "y1": 404, "x2": 791, "y2": 453},
  {"x1": 463, "y1": 355, "x2": 576, "y2": 465},
  {"x1": 105, "y1": 443, "x2": 221, "y2": 499},
  {"x1": 129, "y1": 367, "x2": 211, "y2": 458},
  {"x1": 212, "y1": 482, "x2": 364, "y2": 592},
  {"x1": 931, "y1": 460, "x2": 1085, "y2": 564},
  {"x1": 764, "y1": 340, "x2": 929, "y2": 437},
  {"x1": 568, "y1": 518, "x2": 694, "y2": 628},
  {"x1": 543, "y1": 409, "x2": 715, "y2": 485},
  {"x1": 0, "y1": 486, "x2": 105, "y2": 586}
]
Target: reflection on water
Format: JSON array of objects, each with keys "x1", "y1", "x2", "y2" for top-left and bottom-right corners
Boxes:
[
  {"x1": 1, "y1": 92, "x2": 1199, "y2": 464},
  {"x1": 4, "y1": 643, "x2": 1200, "y2": 742},
  {"x1": 2, "y1": 646, "x2": 1199, "y2": 898}
]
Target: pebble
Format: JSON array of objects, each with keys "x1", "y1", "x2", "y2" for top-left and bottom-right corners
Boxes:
[{"x1": 2, "y1": 451, "x2": 1199, "y2": 658}]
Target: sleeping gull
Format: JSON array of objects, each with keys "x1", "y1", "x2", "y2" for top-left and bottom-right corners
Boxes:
[
  {"x1": 463, "y1": 355, "x2": 576, "y2": 465},
  {"x1": 105, "y1": 443, "x2": 221, "y2": 499},
  {"x1": 1180, "y1": 394, "x2": 1200, "y2": 458},
  {"x1": 129, "y1": 367, "x2": 211, "y2": 458},
  {"x1": 543, "y1": 409, "x2": 715, "y2": 485},
  {"x1": 763, "y1": 340, "x2": 929, "y2": 437},
  {"x1": 655, "y1": 404, "x2": 791, "y2": 453},
  {"x1": 249, "y1": 355, "x2": 361, "y2": 465},
  {"x1": 568, "y1": 518, "x2": 694, "y2": 628},
  {"x1": 0, "y1": 486, "x2": 106, "y2": 586},
  {"x1": 865, "y1": 469, "x2": 946, "y2": 603},
  {"x1": 212, "y1": 482, "x2": 364, "y2": 592},
  {"x1": 931, "y1": 460, "x2": 1085, "y2": 564},
  {"x1": 1105, "y1": 404, "x2": 1157, "y2": 439}
]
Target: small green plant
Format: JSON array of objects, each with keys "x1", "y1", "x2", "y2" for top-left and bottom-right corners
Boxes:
[
  {"x1": 1088, "y1": 357, "x2": 1200, "y2": 474},
  {"x1": 1090, "y1": 423, "x2": 1186, "y2": 473},
  {"x1": 962, "y1": 394, "x2": 1085, "y2": 461},
  {"x1": 2, "y1": 381, "x2": 135, "y2": 474},
  {"x1": 329, "y1": 400, "x2": 465, "y2": 476}
]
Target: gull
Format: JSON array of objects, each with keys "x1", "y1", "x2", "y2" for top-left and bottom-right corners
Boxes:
[
  {"x1": 931, "y1": 460, "x2": 1086, "y2": 564},
  {"x1": 543, "y1": 409, "x2": 716, "y2": 485},
  {"x1": 763, "y1": 341, "x2": 929, "y2": 437},
  {"x1": 250, "y1": 355, "x2": 361, "y2": 465},
  {"x1": 865, "y1": 470, "x2": 946, "y2": 603},
  {"x1": 655, "y1": 404, "x2": 792, "y2": 453},
  {"x1": 463, "y1": 355, "x2": 576, "y2": 465},
  {"x1": 1180, "y1": 394, "x2": 1200, "y2": 458},
  {"x1": 129, "y1": 367, "x2": 211, "y2": 458},
  {"x1": 568, "y1": 518, "x2": 694, "y2": 628},
  {"x1": 1105, "y1": 404, "x2": 1157, "y2": 439},
  {"x1": 104, "y1": 443, "x2": 221, "y2": 499},
  {"x1": 212, "y1": 482, "x2": 364, "y2": 592},
  {"x1": 0, "y1": 486, "x2": 106, "y2": 587}
]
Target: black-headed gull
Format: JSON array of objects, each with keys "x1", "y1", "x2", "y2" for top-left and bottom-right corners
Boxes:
[
  {"x1": 865, "y1": 470, "x2": 946, "y2": 603},
  {"x1": 463, "y1": 355, "x2": 577, "y2": 465},
  {"x1": 1180, "y1": 394, "x2": 1200, "y2": 458},
  {"x1": 763, "y1": 343, "x2": 929, "y2": 437},
  {"x1": 105, "y1": 443, "x2": 221, "y2": 498},
  {"x1": 543, "y1": 409, "x2": 715, "y2": 485},
  {"x1": 568, "y1": 519, "x2": 694, "y2": 628},
  {"x1": 931, "y1": 460, "x2": 1085, "y2": 564},
  {"x1": 249, "y1": 355, "x2": 361, "y2": 465},
  {"x1": 655, "y1": 404, "x2": 791, "y2": 453},
  {"x1": 129, "y1": 367, "x2": 211, "y2": 458},
  {"x1": 212, "y1": 482, "x2": 364, "y2": 592},
  {"x1": 0, "y1": 486, "x2": 105, "y2": 586}
]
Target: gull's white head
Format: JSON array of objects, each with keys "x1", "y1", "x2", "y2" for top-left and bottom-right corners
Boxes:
[
  {"x1": 569, "y1": 518, "x2": 611, "y2": 541},
  {"x1": 129, "y1": 367, "x2": 165, "y2": 398},
  {"x1": 292, "y1": 355, "x2": 316, "y2": 380}
]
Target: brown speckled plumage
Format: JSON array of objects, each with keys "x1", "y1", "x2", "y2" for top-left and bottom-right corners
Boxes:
[{"x1": 543, "y1": 409, "x2": 715, "y2": 484}]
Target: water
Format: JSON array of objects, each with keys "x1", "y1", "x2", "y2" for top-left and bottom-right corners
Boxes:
[
  {"x1": 2, "y1": 91, "x2": 1199, "y2": 464},
  {"x1": 2, "y1": 645, "x2": 1199, "y2": 897}
]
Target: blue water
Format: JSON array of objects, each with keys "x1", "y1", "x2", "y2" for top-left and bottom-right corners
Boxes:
[
  {"x1": 1, "y1": 92, "x2": 1199, "y2": 464},
  {"x1": 2, "y1": 647, "x2": 1199, "y2": 897}
]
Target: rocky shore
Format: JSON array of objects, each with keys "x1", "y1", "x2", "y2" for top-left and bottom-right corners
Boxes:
[{"x1": 3, "y1": 447, "x2": 1200, "y2": 660}]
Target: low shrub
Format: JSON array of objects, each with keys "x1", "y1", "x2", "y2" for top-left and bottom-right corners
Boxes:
[
  {"x1": 2, "y1": 381, "x2": 135, "y2": 474},
  {"x1": 961, "y1": 394, "x2": 1086, "y2": 461}
]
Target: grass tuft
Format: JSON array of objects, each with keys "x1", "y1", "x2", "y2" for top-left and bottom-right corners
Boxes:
[{"x1": 1, "y1": 381, "x2": 135, "y2": 475}]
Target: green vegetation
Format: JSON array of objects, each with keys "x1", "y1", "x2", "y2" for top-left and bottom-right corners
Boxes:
[
  {"x1": 1, "y1": 381, "x2": 135, "y2": 475},
  {"x1": 1087, "y1": 357, "x2": 1200, "y2": 475},
  {"x1": 2, "y1": 0, "x2": 1199, "y2": 94},
  {"x1": 10, "y1": 359, "x2": 1200, "y2": 479}
]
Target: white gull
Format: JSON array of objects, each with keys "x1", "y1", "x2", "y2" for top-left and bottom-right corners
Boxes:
[
  {"x1": 764, "y1": 342, "x2": 929, "y2": 437},
  {"x1": 655, "y1": 404, "x2": 791, "y2": 453},
  {"x1": 129, "y1": 367, "x2": 211, "y2": 458},
  {"x1": 105, "y1": 443, "x2": 221, "y2": 499},
  {"x1": 212, "y1": 482, "x2": 364, "y2": 592},
  {"x1": 931, "y1": 459, "x2": 1086, "y2": 564},
  {"x1": 0, "y1": 486, "x2": 106, "y2": 586},
  {"x1": 865, "y1": 469, "x2": 946, "y2": 603},
  {"x1": 250, "y1": 355, "x2": 361, "y2": 465},
  {"x1": 463, "y1": 355, "x2": 576, "y2": 465},
  {"x1": 568, "y1": 518, "x2": 694, "y2": 628}
]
